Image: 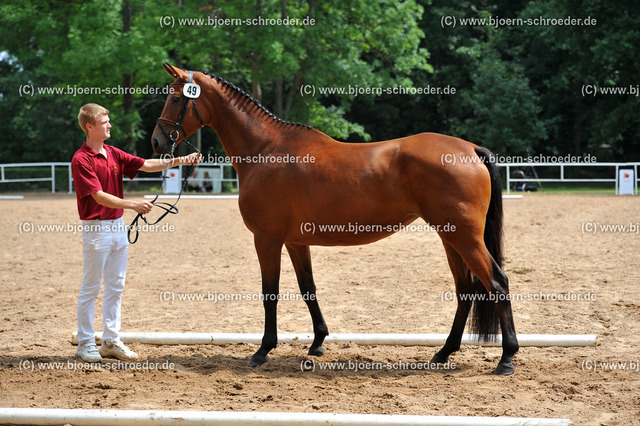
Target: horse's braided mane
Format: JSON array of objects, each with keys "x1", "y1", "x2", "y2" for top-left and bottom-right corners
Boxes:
[{"x1": 202, "y1": 71, "x2": 312, "y2": 131}]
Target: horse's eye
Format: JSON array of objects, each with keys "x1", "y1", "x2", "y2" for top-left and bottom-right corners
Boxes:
[{"x1": 172, "y1": 96, "x2": 181, "y2": 103}]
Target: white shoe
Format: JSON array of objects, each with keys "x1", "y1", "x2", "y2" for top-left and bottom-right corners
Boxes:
[
  {"x1": 99, "y1": 340, "x2": 138, "y2": 361},
  {"x1": 75, "y1": 341, "x2": 103, "y2": 363}
]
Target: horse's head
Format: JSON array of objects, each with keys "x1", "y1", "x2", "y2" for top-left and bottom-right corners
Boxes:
[{"x1": 152, "y1": 62, "x2": 206, "y2": 155}]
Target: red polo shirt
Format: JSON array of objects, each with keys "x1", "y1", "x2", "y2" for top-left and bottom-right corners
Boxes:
[{"x1": 71, "y1": 142, "x2": 145, "y2": 220}]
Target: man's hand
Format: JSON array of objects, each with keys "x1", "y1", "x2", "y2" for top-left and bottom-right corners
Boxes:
[
  {"x1": 182, "y1": 153, "x2": 202, "y2": 166},
  {"x1": 132, "y1": 200, "x2": 153, "y2": 215},
  {"x1": 141, "y1": 153, "x2": 203, "y2": 173}
]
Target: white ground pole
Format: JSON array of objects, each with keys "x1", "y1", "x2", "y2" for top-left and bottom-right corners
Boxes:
[
  {"x1": 0, "y1": 408, "x2": 572, "y2": 426},
  {"x1": 71, "y1": 332, "x2": 597, "y2": 347}
]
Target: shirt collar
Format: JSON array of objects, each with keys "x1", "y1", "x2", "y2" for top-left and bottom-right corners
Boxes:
[{"x1": 81, "y1": 142, "x2": 110, "y2": 158}]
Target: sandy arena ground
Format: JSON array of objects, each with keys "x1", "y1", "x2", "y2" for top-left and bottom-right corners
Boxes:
[{"x1": 1, "y1": 193, "x2": 639, "y2": 424}]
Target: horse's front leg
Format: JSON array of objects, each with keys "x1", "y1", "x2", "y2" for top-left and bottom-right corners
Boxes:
[{"x1": 248, "y1": 234, "x2": 283, "y2": 367}]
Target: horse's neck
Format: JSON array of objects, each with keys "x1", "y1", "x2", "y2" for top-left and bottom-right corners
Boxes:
[
  {"x1": 204, "y1": 81, "x2": 272, "y2": 161},
  {"x1": 204, "y1": 78, "x2": 319, "y2": 169}
]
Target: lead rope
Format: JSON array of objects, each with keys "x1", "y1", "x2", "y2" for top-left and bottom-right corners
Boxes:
[{"x1": 128, "y1": 140, "x2": 201, "y2": 244}]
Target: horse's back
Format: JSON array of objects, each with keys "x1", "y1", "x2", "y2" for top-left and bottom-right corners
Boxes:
[{"x1": 238, "y1": 131, "x2": 492, "y2": 244}]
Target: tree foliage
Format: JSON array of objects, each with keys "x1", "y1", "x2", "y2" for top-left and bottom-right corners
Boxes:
[{"x1": 1, "y1": 0, "x2": 639, "y2": 164}]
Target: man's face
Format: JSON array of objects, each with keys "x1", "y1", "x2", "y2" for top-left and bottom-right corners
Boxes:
[{"x1": 87, "y1": 114, "x2": 111, "y2": 141}]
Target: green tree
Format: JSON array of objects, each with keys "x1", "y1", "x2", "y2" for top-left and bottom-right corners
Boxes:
[
  {"x1": 514, "y1": 0, "x2": 640, "y2": 160},
  {"x1": 347, "y1": 0, "x2": 547, "y2": 155},
  {"x1": 1, "y1": 0, "x2": 430, "y2": 164},
  {"x1": 453, "y1": 35, "x2": 547, "y2": 154},
  {"x1": 0, "y1": 0, "x2": 171, "y2": 161}
]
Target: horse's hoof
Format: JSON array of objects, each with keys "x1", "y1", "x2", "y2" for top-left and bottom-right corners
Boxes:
[
  {"x1": 308, "y1": 346, "x2": 326, "y2": 357},
  {"x1": 493, "y1": 361, "x2": 515, "y2": 376},
  {"x1": 429, "y1": 352, "x2": 449, "y2": 365},
  {"x1": 248, "y1": 354, "x2": 267, "y2": 367}
]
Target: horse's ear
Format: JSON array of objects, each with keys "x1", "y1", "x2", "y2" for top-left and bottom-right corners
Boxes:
[{"x1": 163, "y1": 62, "x2": 180, "y2": 79}]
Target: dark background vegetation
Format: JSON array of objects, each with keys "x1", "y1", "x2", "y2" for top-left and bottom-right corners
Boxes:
[{"x1": 1, "y1": 0, "x2": 639, "y2": 165}]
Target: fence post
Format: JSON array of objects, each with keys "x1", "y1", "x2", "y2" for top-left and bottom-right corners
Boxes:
[{"x1": 68, "y1": 164, "x2": 73, "y2": 194}]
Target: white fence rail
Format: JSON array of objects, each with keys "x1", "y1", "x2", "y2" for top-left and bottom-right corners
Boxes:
[
  {"x1": 0, "y1": 162, "x2": 238, "y2": 194},
  {"x1": 1, "y1": 161, "x2": 639, "y2": 195},
  {"x1": 500, "y1": 162, "x2": 639, "y2": 195},
  {"x1": 0, "y1": 163, "x2": 72, "y2": 193}
]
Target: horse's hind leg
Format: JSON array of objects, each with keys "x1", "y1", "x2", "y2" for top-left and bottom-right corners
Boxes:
[
  {"x1": 455, "y1": 242, "x2": 519, "y2": 375},
  {"x1": 285, "y1": 243, "x2": 329, "y2": 356},
  {"x1": 431, "y1": 241, "x2": 474, "y2": 365}
]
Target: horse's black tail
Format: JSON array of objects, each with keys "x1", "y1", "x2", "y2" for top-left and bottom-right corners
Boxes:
[{"x1": 470, "y1": 147, "x2": 504, "y2": 342}]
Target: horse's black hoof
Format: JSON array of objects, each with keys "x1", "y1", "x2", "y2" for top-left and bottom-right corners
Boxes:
[
  {"x1": 493, "y1": 361, "x2": 515, "y2": 376},
  {"x1": 308, "y1": 346, "x2": 326, "y2": 357},
  {"x1": 429, "y1": 352, "x2": 449, "y2": 365},
  {"x1": 248, "y1": 354, "x2": 267, "y2": 367}
]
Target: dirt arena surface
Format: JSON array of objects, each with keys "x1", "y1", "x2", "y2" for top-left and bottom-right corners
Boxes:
[{"x1": 1, "y1": 192, "x2": 639, "y2": 424}]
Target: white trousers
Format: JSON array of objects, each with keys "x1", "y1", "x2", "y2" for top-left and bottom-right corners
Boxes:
[{"x1": 77, "y1": 217, "x2": 129, "y2": 345}]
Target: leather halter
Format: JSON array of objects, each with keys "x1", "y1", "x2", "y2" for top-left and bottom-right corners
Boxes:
[
  {"x1": 127, "y1": 71, "x2": 204, "y2": 244},
  {"x1": 155, "y1": 71, "x2": 205, "y2": 143}
]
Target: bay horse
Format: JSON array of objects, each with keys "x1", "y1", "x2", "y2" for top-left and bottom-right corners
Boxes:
[{"x1": 151, "y1": 62, "x2": 519, "y2": 375}]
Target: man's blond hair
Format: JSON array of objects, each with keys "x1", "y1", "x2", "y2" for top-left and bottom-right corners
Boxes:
[{"x1": 78, "y1": 103, "x2": 109, "y2": 136}]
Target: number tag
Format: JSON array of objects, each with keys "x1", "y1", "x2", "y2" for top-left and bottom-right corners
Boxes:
[{"x1": 183, "y1": 83, "x2": 201, "y2": 99}]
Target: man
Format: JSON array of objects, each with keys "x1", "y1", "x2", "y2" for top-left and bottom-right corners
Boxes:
[{"x1": 72, "y1": 103, "x2": 200, "y2": 362}]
